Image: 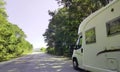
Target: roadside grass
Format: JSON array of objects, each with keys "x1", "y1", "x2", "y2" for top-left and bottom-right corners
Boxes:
[{"x1": 0, "y1": 51, "x2": 33, "y2": 62}]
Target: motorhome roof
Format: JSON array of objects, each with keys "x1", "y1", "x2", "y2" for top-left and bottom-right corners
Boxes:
[{"x1": 78, "y1": 0, "x2": 117, "y2": 35}]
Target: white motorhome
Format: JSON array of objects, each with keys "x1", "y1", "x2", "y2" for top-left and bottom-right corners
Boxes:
[{"x1": 72, "y1": 0, "x2": 120, "y2": 72}]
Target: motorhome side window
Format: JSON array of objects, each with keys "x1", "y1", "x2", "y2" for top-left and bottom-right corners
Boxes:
[
  {"x1": 106, "y1": 16, "x2": 120, "y2": 36},
  {"x1": 85, "y1": 28, "x2": 96, "y2": 44}
]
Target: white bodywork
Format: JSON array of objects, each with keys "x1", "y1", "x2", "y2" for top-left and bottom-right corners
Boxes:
[{"x1": 72, "y1": 0, "x2": 120, "y2": 72}]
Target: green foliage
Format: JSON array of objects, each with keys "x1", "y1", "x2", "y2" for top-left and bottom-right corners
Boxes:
[
  {"x1": 0, "y1": 0, "x2": 33, "y2": 62},
  {"x1": 44, "y1": 0, "x2": 106, "y2": 56},
  {"x1": 40, "y1": 47, "x2": 47, "y2": 52},
  {"x1": 46, "y1": 47, "x2": 55, "y2": 55}
]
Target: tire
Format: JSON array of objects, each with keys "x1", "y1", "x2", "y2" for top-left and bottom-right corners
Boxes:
[{"x1": 73, "y1": 59, "x2": 79, "y2": 70}]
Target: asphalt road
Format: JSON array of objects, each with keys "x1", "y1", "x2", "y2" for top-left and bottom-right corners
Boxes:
[{"x1": 0, "y1": 52, "x2": 80, "y2": 72}]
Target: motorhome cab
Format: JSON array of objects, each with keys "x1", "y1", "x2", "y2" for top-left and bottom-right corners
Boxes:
[{"x1": 72, "y1": 0, "x2": 120, "y2": 72}]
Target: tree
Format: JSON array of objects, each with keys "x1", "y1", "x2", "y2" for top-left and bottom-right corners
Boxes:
[
  {"x1": 0, "y1": 0, "x2": 33, "y2": 61},
  {"x1": 43, "y1": 0, "x2": 108, "y2": 56}
]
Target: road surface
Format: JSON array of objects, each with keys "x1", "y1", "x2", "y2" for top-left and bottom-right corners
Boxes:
[{"x1": 0, "y1": 52, "x2": 81, "y2": 72}]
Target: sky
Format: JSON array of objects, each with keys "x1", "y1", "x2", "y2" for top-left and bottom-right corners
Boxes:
[{"x1": 5, "y1": 0, "x2": 60, "y2": 48}]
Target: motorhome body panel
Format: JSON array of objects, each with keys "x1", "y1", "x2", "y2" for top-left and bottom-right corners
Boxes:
[{"x1": 74, "y1": 0, "x2": 120, "y2": 72}]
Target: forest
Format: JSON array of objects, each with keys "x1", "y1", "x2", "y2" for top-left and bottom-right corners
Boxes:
[
  {"x1": 43, "y1": 0, "x2": 109, "y2": 56},
  {"x1": 0, "y1": 0, "x2": 33, "y2": 61}
]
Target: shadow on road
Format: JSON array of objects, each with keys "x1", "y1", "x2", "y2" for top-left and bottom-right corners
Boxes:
[{"x1": 0, "y1": 52, "x2": 87, "y2": 72}]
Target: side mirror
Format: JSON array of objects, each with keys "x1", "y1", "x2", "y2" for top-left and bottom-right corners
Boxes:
[
  {"x1": 81, "y1": 48, "x2": 83, "y2": 53},
  {"x1": 69, "y1": 45, "x2": 75, "y2": 53}
]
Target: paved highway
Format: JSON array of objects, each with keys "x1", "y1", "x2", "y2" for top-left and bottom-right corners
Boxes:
[{"x1": 0, "y1": 52, "x2": 81, "y2": 72}]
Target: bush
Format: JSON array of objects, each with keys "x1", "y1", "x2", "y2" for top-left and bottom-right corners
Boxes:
[
  {"x1": 46, "y1": 47, "x2": 55, "y2": 55},
  {"x1": 40, "y1": 47, "x2": 47, "y2": 52}
]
